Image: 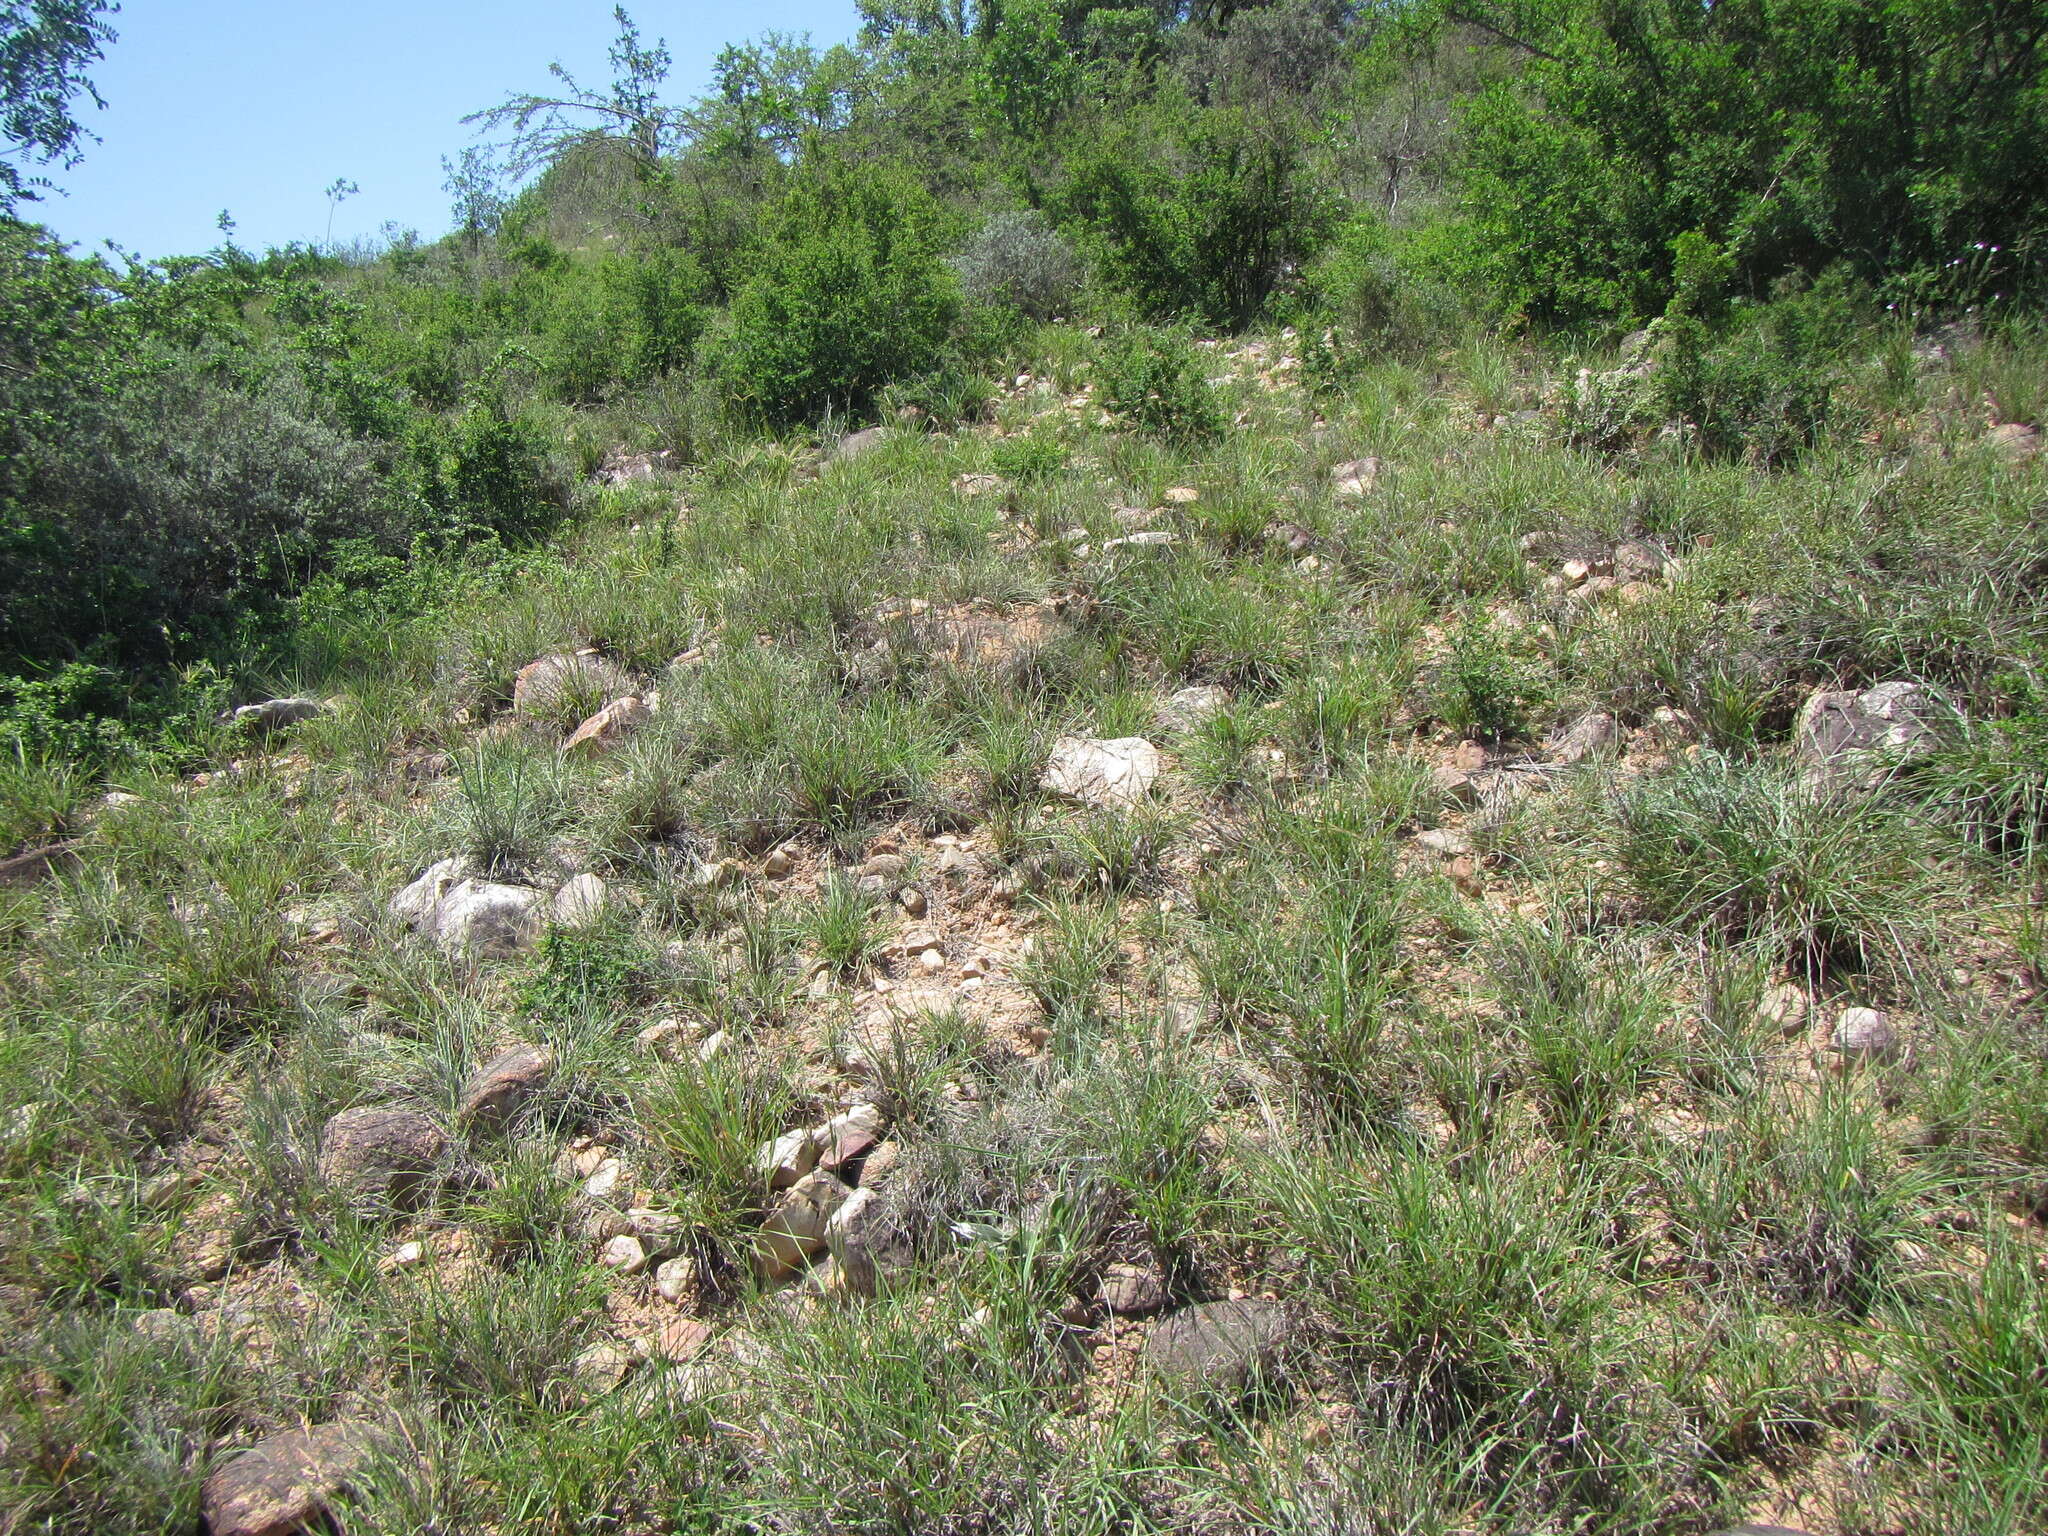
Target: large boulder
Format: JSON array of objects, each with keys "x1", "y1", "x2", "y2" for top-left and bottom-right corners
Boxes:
[
  {"x1": 201, "y1": 1419, "x2": 381, "y2": 1536},
  {"x1": 457, "y1": 1044, "x2": 554, "y2": 1131},
  {"x1": 1144, "y1": 1299, "x2": 1291, "y2": 1400},
  {"x1": 1043, "y1": 736, "x2": 1162, "y2": 810},
  {"x1": 390, "y1": 862, "x2": 543, "y2": 958},
  {"x1": 317, "y1": 1107, "x2": 446, "y2": 1208},
  {"x1": 512, "y1": 651, "x2": 631, "y2": 719},
  {"x1": 563, "y1": 696, "x2": 650, "y2": 756},
  {"x1": 1795, "y1": 681, "x2": 1938, "y2": 792},
  {"x1": 225, "y1": 697, "x2": 325, "y2": 734}
]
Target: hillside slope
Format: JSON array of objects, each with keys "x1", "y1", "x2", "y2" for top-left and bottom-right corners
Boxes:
[{"x1": 3, "y1": 326, "x2": 2047, "y2": 1535}]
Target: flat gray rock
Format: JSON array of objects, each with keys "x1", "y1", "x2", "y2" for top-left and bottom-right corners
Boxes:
[
  {"x1": 431, "y1": 880, "x2": 544, "y2": 957},
  {"x1": 1043, "y1": 735, "x2": 1162, "y2": 809},
  {"x1": 833, "y1": 425, "x2": 888, "y2": 462},
  {"x1": 1145, "y1": 1299, "x2": 1290, "y2": 1398},
  {"x1": 1156, "y1": 685, "x2": 1229, "y2": 734},
  {"x1": 1795, "y1": 681, "x2": 1936, "y2": 791},
  {"x1": 1545, "y1": 710, "x2": 1619, "y2": 766}
]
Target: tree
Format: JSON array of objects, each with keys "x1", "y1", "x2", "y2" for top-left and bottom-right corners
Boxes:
[
  {"x1": 1450, "y1": 0, "x2": 2048, "y2": 320},
  {"x1": 698, "y1": 35, "x2": 865, "y2": 166},
  {"x1": 465, "y1": 6, "x2": 690, "y2": 181},
  {"x1": 974, "y1": 0, "x2": 1080, "y2": 143},
  {"x1": 321, "y1": 175, "x2": 358, "y2": 248},
  {"x1": 442, "y1": 146, "x2": 506, "y2": 250},
  {"x1": 0, "y1": 0, "x2": 118, "y2": 210}
]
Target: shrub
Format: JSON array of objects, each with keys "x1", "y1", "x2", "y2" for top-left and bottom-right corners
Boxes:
[
  {"x1": 0, "y1": 662, "x2": 130, "y2": 763},
  {"x1": 391, "y1": 1244, "x2": 605, "y2": 1411},
  {"x1": 1658, "y1": 1090, "x2": 1933, "y2": 1315},
  {"x1": 533, "y1": 248, "x2": 709, "y2": 405},
  {"x1": 635, "y1": 1051, "x2": 797, "y2": 1238},
  {"x1": 711, "y1": 162, "x2": 960, "y2": 427},
  {"x1": 0, "y1": 742, "x2": 79, "y2": 852},
  {"x1": 444, "y1": 744, "x2": 570, "y2": 876},
  {"x1": 1658, "y1": 275, "x2": 1851, "y2": 464},
  {"x1": 399, "y1": 388, "x2": 566, "y2": 547},
  {"x1": 989, "y1": 427, "x2": 1068, "y2": 483},
  {"x1": 1302, "y1": 210, "x2": 1464, "y2": 352},
  {"x1": 0, "y1": 1314, "x2": 243, "y2": 1534},
  {"x1": 878, "y1": 354, "x2": 999, "y2": 429},
  {"x1": 801, "y1": 875, "x2": 883, "y2": 977},
  {"x1": 951, "y1": 210, "x2": 1083, "y2": 320},
  {"x1": 1914, "y1": 671, "x2": 2048, "y2": 855},
  {"x1": 518, "y1": 924, "x2": 656, "y2": 1020},
  {"x1": 3, "y1": 359, "x2": 402, "y2": 664},
  {"x1": 1428, "y1": 614, "x2": 1549, "y2": 741},
  {"x1": 1457, "y1": 0, "x2": 2048, "y2": 321},
  {"x1": 1096, "y1": 326, "x2": 1222, "y2": 444},
  {"x1": 1059, "y1": 108, "x2": 1333, "y2": 328}
]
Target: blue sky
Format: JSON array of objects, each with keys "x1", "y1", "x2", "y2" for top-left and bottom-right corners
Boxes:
[{"x1": 36, "y1": 0, "x2": 863, "y2": 260}]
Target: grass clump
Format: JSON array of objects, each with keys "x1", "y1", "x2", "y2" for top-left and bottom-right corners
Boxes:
[
  {"x1": 446, "y1": 744, "x2": 569, "y2": 876},
  {"x1": 1610, "y1": 750, "x2": 1947, "y2": 978}
]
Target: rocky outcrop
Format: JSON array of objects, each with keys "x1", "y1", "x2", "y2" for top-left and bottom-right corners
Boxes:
[
  {"x1": 563, "y1": 696, "x2": 650, "y2": 755},
  {"x1": 755, "y1": 1167, "x2": 853, "y2": 1279},
  {"x1": 457, "y1": 1044, "x2": 554, "y2": 1131},
  {"x1": 552, "y1": 872, "x2": 608, "y2": 927},
  {"x1": 317, "y1": 1107, "x2": 446, "y2": 1209},
  {"x1": 390, "y1": 859, "x2": 544, "y2": 957},
  {"x1": 1545, "y1": 710, "x2": 1620, "y2": 766},
  {"x1": 512, "y1": 651, "x2": 630, "y2": 719},
  {"x1": 202, "y1": 1419, "x2": 381, "y2": 1536},
  {"x1": 1795, "y1": 682, "x2": 1937, "y2": 792},
  {"x1": 1156, "y1": 685, "x2": 1228, "y2": 734},
  {"x1": 1043, "y1": 736, "x2": 1162, "y2": 809}
]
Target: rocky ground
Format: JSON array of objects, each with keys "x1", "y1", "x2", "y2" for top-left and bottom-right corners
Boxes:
[{"x1": 2, "y1": 324, "x2": 2045, "y2": 1535}]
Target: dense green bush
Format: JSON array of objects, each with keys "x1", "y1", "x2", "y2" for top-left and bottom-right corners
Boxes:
[
  {"x1": 1058, "y1": 108, "x2": 1333, "y2": 328},
  {"x1": 0, "y1": 220, "x2": 566, "y2": 674},
  {"x1": 1096, "y1": 325, "x2": 1222, "y2": 444},
  {"x1": 1659, "y1": 304, "x2": 1840, "y2": 465},
  {"x1": 398, "y1": 389, "x2": 566, "y2": 548},
  {"x1": 1457, "y1": 0, "x2": 2048, "y2": 321},
  {"x1": 710, "y1": 161, "x2": 960, "y2": 427},
  {"x1": 3, "y1": 358, "x2": 400, "y2": 663},
  {"x1": 1301, "y1": 210, "x2": 1467, "y2": 351},
  {"x1": 532, "y1": 248, "x2": 710, "y2": 404}
]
